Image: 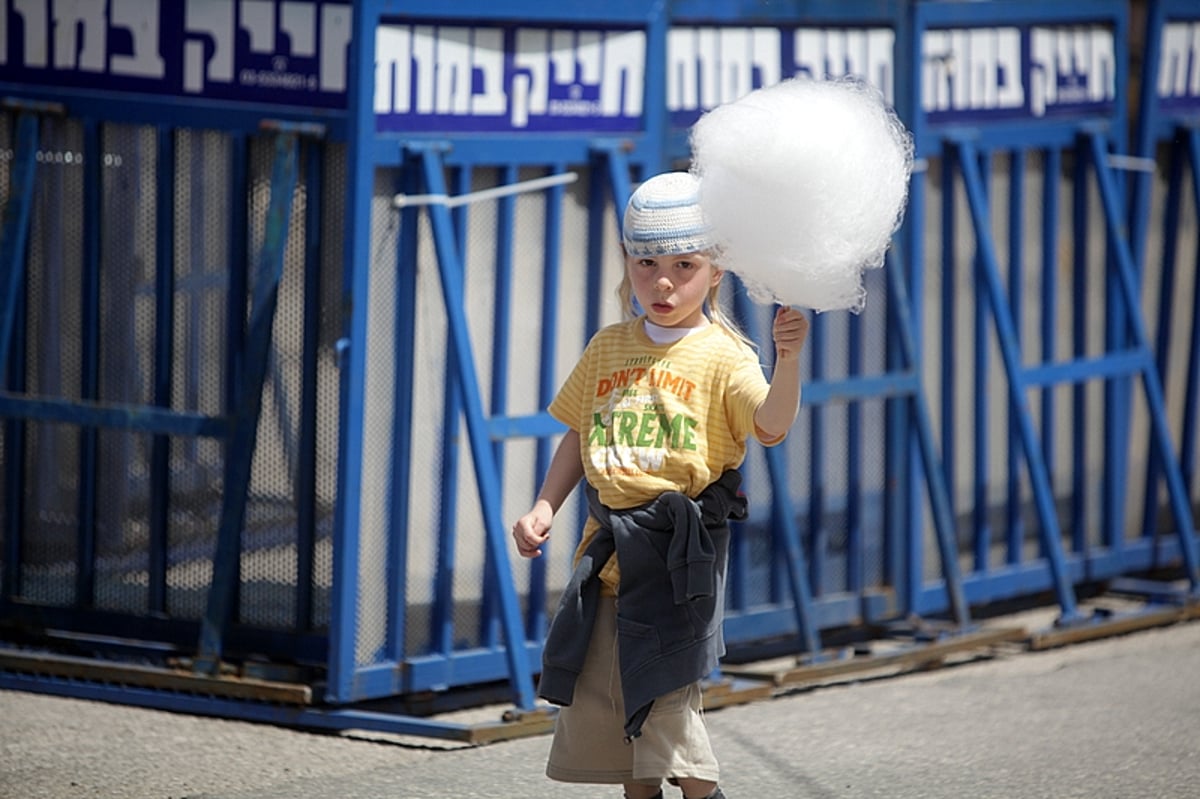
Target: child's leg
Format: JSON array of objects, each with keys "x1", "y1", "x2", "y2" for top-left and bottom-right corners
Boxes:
[
  {"x1": 674, "y1": 777, "x2": 719, "y2": 798},
  {"x1": 630, "y1": 682, "x2": 720, "y2": 789},
  {"x1": 622, "y1": 784, "x2": 664, "y2": 799}
]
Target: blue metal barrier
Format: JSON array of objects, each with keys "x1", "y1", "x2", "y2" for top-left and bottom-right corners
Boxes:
[
  {"x1": 0, "y1": 31, "x2": 343, "y2": 669},
  {"x1": 912, "y1": 0, "x2": 1199, "y2": 624},
  {"x1": 1, "y1": 0, "x2": 1198, "y2": 739},
  {"x1": 1134, "y1": 0, "x2": 1200, "y2": 563}
]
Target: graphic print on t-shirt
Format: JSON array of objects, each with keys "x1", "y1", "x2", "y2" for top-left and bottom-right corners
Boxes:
[{"x1": 586, "y1": 355, "x2": 701, "y2": 476}]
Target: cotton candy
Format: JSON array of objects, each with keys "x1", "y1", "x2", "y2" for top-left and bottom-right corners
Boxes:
[{"x1": 690, "y1": 77, "x2": 913, "y2": 312}]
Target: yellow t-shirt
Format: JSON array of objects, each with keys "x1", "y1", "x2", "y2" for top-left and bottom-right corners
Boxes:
[{"x1": 548, "y1": 317, "x2": 783, "y2": 594}]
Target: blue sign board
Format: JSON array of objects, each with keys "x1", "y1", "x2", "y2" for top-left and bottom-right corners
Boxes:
[
  {"x1": 0, "y1": 1, "x2": 1125, "y2": 132},
  {"x1": 1157, "y1": 18, "x2": 1200, "y2": 116},
  {"x1": 0, "y1": 0, "x2": 351, "y2": 109},
  {"x1": 372, "y1": 23, "x2": 646, "y2": 133},
  {"x1": 920, "y1": 22, "x2": 1118, "y2": 127}
]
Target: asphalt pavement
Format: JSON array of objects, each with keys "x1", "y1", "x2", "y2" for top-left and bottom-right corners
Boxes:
[{"x1": 3, "y1": 606, "x2": 1199, "y2": 799}]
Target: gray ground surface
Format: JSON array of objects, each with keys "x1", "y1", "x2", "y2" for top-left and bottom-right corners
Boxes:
[{"x1": 3, "y1": 610, "x2": 1199, "y2": 799}]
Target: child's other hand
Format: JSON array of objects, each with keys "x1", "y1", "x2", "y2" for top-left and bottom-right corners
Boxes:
[
  {"x1": 512, "y1": 501, "x2": 553, "y2": 558},
  {"x1": 773, "y1": 306, "x2": 809, "y2": 362}
]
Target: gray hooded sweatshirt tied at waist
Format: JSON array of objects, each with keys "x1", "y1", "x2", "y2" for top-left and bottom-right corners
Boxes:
[{"x1": 537, "y1": 469, "x2": 748, "y2": 740}]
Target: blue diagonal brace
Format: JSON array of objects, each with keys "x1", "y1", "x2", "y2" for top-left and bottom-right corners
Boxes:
[
  {"x1": 954, "y1": 139, "x2": 1082, "y2": 622},
  {"x1": 411, "y1": 144, "x2": 537, "y2": 710},
  {"x1": 0, "y1": 112, "x2": 39, "y2": 386},
  {"x1": 1085, "y1": 131, "x2": 1200, "y2": 590},
  {"x1": 195, "y1": 133, "x2": 300, "y2": 673}
]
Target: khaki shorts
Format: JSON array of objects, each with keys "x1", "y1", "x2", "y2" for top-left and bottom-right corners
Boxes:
[{"x1": 545, "y1": 597, "x2": 719, "y2": 786}]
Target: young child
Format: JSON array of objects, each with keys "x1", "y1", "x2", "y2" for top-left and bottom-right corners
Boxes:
[{"x1": 511, "y1": 171, "x2": 808, "y2": 799}]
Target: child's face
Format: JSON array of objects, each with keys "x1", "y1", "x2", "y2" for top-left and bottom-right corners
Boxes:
[{"x1": 625, "y1": 251, "x2": 722, "y2": 328}]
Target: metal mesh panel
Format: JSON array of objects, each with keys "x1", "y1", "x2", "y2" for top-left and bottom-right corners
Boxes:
[
  {"x1": 94, "y1": 123, "x2": 158, "y2": 613},
  {"x1": 312, "y1": 142, "x2": 347, "y2": 631},
  {"x1": 19, "y1": 118, "x2": 86, "y2": 606},
  {"x1": 164, "y1": 129, "x2": 230, "y2": 621},
  {"x1": 356, "y1": 169, "x2": 402, "y2": 665},
  {"x1": 163, "y1": 437, "x2": 215, "y2": 620}
]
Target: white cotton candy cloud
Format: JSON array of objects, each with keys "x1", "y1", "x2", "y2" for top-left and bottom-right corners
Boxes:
[{"x1": 690, "y1": 77, "x2": 914, "y2": 312}]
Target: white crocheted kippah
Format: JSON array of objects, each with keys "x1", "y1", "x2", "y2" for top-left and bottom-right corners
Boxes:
[{"x1": 622, "y1": 172, "x2": 715, "y2": 257}]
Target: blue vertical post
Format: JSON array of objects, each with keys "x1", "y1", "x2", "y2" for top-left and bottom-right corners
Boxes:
[
  {"x1": 328, "y1": 0, "x2": 379, "y2": 703},
  {"x1": 481, "y1": 163, "x2": 519, "y2": 649},
  {"x1": 148, "y1": 126, "x2": 177, "y2": 615},
  {"x1": 1040, "y1": 148, "x2": 1060, "y2": 520},
  {"x1": 432, "y1": 164, "x2": 469, "y2": 657},
  {"x1": 1006, "y1": 150, "x2": 1025, "y2": 565},
  {"x1": 295, "y1": 139, "x2": 323, "y2": 630},
  {"x1": 846, "y1": 313, "x2": 863, "y2": 594},
  {"x1": 1070, "y1": 141, "x2": 1089, "y2": 554},
  {"x1": 528, "y1": 164, "x2": 568, "y2": 638},
  {"x1": 939, "y1": 142, "x2": 956, "y2": 513},
  {"x1": 936, "y1": 143, "x2": 955, "y2": 597},
  {"x1": 386, "y1": 159, "x2": 420, "y2": 669},
  {"x1": 972, "y1": 150, "x2": 991, "y2": 573},
  {"x1": 76, "y1": 118, "x2": 103, "y2": 608},
  {"x1": 808, "y1": 314, "x2": 826, "y2": 596},
  {"x1": 893, "y1": 1, "x2": 921, "y2": 617}
]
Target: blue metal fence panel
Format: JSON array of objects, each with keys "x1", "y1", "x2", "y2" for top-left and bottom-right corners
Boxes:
[
  {"x1": 325, "y1": 0, "x2": 969, "y2": 707},
  {"x1": 1134, "y1": 0, "x2": 1200, "y2": 560},
  {"x1": 908, "y1": 0, "x2": 1200, "y2": 621},
  {"x1": 1, "y1": 1, "x2": 348, "y2": 670},
  {"x1": 2, "y1": 0, "x2": 1199, "y2": 732}
]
